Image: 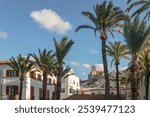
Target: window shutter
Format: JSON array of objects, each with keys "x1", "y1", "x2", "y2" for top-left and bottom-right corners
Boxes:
[
  {"x1": 38, "y1": 74, "x2": 42, "y2": 81},
  {"x1": 6, "y1": 86, "x2": 9, "y2": 95},
  {"x1": 15, "y1": 86, "x2": 19, "y2": 95},
  {"x1": 47, "y1": 90, "x2": 49, "y2": 100},
  {"x1": 30, "y1": 86, "x2": 34, "y2": 96},
  {"x1": 16, "y1": 71, "x2": 19, "y2": 77},
  {"x1": 33, "y1": 73, "x2": 36, "y2": 79},
  {"x1": 6, "y1": 70, "x2": 10, "y2": 77},
  {"x1": 39, "y1": 88, "x2": 42, "y2": 99}
]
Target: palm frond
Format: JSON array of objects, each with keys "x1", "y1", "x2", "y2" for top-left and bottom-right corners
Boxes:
[
  {"x1": 75, "y1": 25, "x2": 96, "y2": 32},
  {"x1": 106, "y1": 41, "x2": 129, "y2": 67},
  {"x1": 76, "y1": 1, "x2": 125, "y2": 39},
  {"x1": 123, "y1": 16, "x2": 150, "y2": 60},
  {"x1": 126, "y1": 0, "x2": 150, "y2": 20}
]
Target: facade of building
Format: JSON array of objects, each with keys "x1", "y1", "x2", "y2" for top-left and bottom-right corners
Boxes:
[
  {"x1": 0, "y1": 60, "x2": 56, "y2": 100},
  {"x1": 61, "y1": 74, "x2": 80, "y2": 99},
  {"x1": 0, "y1": 60, "x2": 81, "y2": 100},
  {"x1": 88, "y1": 65, "x2": 104, "y2": 79},
  {"x1": 80, "y1": 65, "x2": 132, "y2": 99},
  {"x1": 80, "y1": 87, "x2": 131, "y2": 97}
]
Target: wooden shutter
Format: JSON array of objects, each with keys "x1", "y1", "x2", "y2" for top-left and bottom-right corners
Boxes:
[
  {"x1": 30, "y1": 86, "x2": 35, "y2": 100},
  {"x1": 39, "y1": 88, "x2": 42, "y2": 99},
  {"x1": 47, "y1": 90, "x2": 50, "y2": 100},
  {"x1": 52, "y1": 92, "x2": 55, "y2": 100},
  {"x1": 15, "y1": 86, "x2": 19, "y2": 95},
  {"x1": 6, "y1": 70, "x2": 10, "y2": 77},
  {"x1": 33, "y1": 73, "x2": 36, "y2": 79},
  {"x1": 16, "y1": 71, "x2": 19, "y2": 77},
  {"x1": 30, "y1": 86, "x2": 34, "y2": 96},
  {"x1": 38, "y1": 74, "x2": 42, "y2": 81},
  {"x1": 6, "y1": 86, "x2": 9, "y2": 95}
]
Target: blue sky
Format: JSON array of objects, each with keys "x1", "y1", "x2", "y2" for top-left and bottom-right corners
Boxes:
[{"x1": 0, "y1": 0, "x2": 129, "y2": 80}]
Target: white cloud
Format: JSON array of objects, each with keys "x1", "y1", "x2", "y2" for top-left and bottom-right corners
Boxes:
[
  {"x1": 82, "y1": 64, "x2": 91, "y2": 69},
  {"x1": 70, "y1": 61, "x2": 91, "y2": 70},
  {"x1": 0, "y1": 31, "x2": 8, "y2": 39},
  {"x1": 30, "y1": 9, "x2": 72, "y2": 34},
  {"x1": 95, "y1": 64, "x2": 104, "y2": 71},
  {"x1": 70, "y1": 61, "x2": 80, "y2": 67},
  {"x1": 89, "y1": 49, "x2": 99, "y2": 54}
]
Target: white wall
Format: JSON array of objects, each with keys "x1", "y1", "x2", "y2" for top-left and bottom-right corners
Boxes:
[
  {"x1": 61, "y1": 74, "x2": 80, "y2": 99},
  {"x1": 0, "y1": 64, "x2": 55, "y2": 100}
]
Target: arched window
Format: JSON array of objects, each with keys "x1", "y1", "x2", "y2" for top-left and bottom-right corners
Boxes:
[{"x1": 30, "y1": 72, "x2": 36, "y2": 79}]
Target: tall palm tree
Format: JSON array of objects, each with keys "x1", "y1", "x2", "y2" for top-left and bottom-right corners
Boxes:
[
  {"x1": 53, "y1": 37, "x2": 74, "y2": 100},
  {"x1": 9, "y1": 54, "x2": 33, "y2": 100},
  {"x1": 106, "y1": 41, "x2": 129, "y2": 99},
  {"x1": 123, "y1": 16, "x2": 150, "y2": 99},
  {"x1": 139, "y1": 49, "x2": 150, "y2": 100},
  {"x1": 75, "y1": 1, "x2": 126, "y2": 99},
  {"x1": 126, "y1": 0, "x2": 150, "y2": 20},
  {"x1": 29, "y1": 49, "x2": 55, "y2": 100}
]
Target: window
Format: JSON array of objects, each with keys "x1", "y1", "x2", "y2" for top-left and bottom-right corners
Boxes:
[
  {"x1": 39, "y1": 88, "x2": 43, "y2": 100},
  {"x1": 129, "y1": 92, "x2": 131, "y2": 97},
  {"x1": 47, "y1": 90, "x2": 50, "y2": 100},
  {"x1": 69, "y1": 88, "x2": 75, "y2": 94},
  {"x1": 61, "y1": 88, "x2": 65, "y2": 93},
  {"x1": 30, "y1": 86, "x2": 34, "y2": 100},
  {"x1": 10, "y1": 86, "x2": 15, "y2": 95},
  {"x1": 0, "y1": 69, "x2": 3, "y2": 77},
  {"x1": 6, "y1": 86, "x2": 18, "y2": 95},
  {"x1": 111, "y1": 92, "x2": 114, "y2": 94},
  {"x1": 73, "y1": 81, "x2": 75, "y2": 85},
  {"x1": 5, "y1": 70, "x2": 19, "y2": 77},
  {"x1": 30, "y1": 72, "x2": 36, "y2": 79},
  {"x1": 37, "y1": 74, "x2": 42, "y2": 81},
  {"x1": 48, "y1": 78, "x2": 52, "y2": 84}
]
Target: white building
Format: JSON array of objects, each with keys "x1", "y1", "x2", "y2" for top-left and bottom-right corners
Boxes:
[
  {"x1": 61, "y1": 74, "x2": 80, "y2": 99},
  {"x1": 0, "y1": 60, "x2": 56, "y2": 100}
]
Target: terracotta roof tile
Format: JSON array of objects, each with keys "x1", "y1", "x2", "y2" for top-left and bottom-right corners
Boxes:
[{"x1": 64, "y1": 94, "x2": 126, "y2": 100}]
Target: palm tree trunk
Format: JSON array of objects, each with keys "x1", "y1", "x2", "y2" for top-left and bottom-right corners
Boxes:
[
  {"x1": 146, "y1": 71, "x2": 149, "y2": 100},
  {"x1": 56, "y1": 76, "x2": 61, "y2": 100},
  {"x1": 19, "y1": 79, "x2": 24, "y2": 100},
  {"x1": 42, "y1": 71, "x2": 47, "y2": 100},
  {"x1": 131, "y1": 73, "x2": 137, "y2": 100},
  {"x1": 116, "y1": 64, "x2": 120, "y2": 100},
  {"x1": 101, "y1": 40, "x2": 110, "y2": 99},
  {"x1": 130, "y1": 62, "x2": 138, "y2": 100}
]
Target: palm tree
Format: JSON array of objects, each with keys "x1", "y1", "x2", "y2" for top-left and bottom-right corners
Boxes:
[
  {"x1": 126, "y1": 0, "x2": 150, "y2": 20},
  {"x1": 29, "y1": 49, "x2": 55, "y2": 100},
  {"x1": 75, "y1": 1, "x2": 126, "y2": 99},
  {"x1": 53, "y1": 37, "x2": 74, "y2": 100},
  {"x1": 106, "y1": 41, "x2": 129, "y2": 99},
  {"x1": 139, "y1": 49, "x2": 150, "y2": 100},
  {"x1": 123, "y1": 16, "x2": 150, "y2": 99},
  {"x1": 9, "y1": 54, "x2": 33, "y2": 100}
]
